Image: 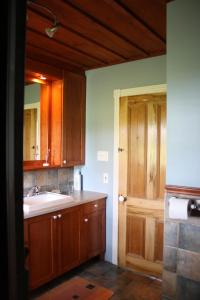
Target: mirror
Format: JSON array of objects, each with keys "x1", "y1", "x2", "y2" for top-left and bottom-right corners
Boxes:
[
  {"x1": 24, "y1": 82, "x2": 41, "y2": 160},
  {"x1": 23, "y1": 77, "x2": 51, "y2": 169},
  {"x1": 23, "y1": 61, "x2": 63, "y2": 170}
]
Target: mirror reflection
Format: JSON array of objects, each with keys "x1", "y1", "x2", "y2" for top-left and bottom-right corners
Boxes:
[{"x1": 23, "y1": 83, "x2": 41, "y2": 161}]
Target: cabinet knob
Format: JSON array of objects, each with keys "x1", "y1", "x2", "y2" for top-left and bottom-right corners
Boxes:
[
  {"x1": 84, "y1": 218, "x2": 88, "y2": 222},
  {"x1": 63, "y1": 160, "x2": 66, "y2": 164},
  {"x1": 57, "y1": 214, "x2": 62, "y2": 218},
  {"x1": 52, "y1": 215, "x2": 57, "y2": 220},
  {"x1": 94, "y1": 204, "x2": 98, "y2": 208}
]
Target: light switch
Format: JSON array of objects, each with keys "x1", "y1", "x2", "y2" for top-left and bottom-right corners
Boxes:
[{"x1": 97, "y1": 151, "x2": 109, "y2": 161}]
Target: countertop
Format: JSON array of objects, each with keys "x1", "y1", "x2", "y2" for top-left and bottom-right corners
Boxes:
[{"x1": 24, "y1": 190, "x2": 107, "y2": 219}]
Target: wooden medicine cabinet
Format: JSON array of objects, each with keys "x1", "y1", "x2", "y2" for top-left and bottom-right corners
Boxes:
[{"x1": 23, "y1": 59, "x2": 85, "y2": 171}]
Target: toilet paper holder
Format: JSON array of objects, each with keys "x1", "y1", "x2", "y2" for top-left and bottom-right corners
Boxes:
[
  {"x1": 168, "y1": 198, "x2": 200, "y2": 211},
  {"x1": 191, "y1": 199, "x2": 200, "y2": 211}
]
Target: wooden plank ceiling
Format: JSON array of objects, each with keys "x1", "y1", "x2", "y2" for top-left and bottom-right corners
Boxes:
[{"x1": 26, "y1": 0, "x2": 168, "y2": 73}]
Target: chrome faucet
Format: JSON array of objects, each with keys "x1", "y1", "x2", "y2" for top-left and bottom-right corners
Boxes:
[{"x1": 26, "y1": 185, "x2": 40, "y2": 197}]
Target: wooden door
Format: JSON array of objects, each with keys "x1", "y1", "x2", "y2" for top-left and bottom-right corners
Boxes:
[
  {"x1": 58, "y1": 206, "x2": 80, "y2": 275},
  {"x1": 118, "y1": 94, "x2": 166, "y2": 276},
  {"x1": 23, "y1": 108, "x2": 37, "y2": 160},
  {"x1": 25, "y1": 212, "x2": 58, "y2": 289}
]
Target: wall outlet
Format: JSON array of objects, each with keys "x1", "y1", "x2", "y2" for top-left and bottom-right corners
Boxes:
[{"x1": 103, "y1": 173, "x2": 108, "y2": 184}]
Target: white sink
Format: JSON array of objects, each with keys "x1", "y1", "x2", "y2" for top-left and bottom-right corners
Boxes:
[{"x1": 23, "y1": 192, "x2": 73, "y2": 213}]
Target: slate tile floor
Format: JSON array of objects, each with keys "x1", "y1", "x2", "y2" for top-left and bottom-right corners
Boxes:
[{"x1": 30, "y1": 258, "x2": 162, "y2": 300}]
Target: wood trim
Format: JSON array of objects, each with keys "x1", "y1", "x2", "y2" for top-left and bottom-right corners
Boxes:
[
  {"x1": 120, "y1": 84, "x2": 167, "y2": 97},
  {"x1": 23, "y1": 160, "x2": 60, "y2": 171},
  {"x1": 24, "y1": 160, "x2": 46, "y2": 170},
  {"x1": 165, "y1": 185, "x2": 200, "y2": 196}
]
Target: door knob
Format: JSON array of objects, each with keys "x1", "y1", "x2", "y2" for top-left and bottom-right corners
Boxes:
[
  {"x1": 57, "y1": 214, "x2": 62, "y2": 218},
  {"x1": 94, "y1": 204, "x2": 98, "y2": 208},
  {"x1": 118, "y1": 195, "x2": 127, "y2": 202},
  {"x1": 52, "y1": 215, "x2": 57, "y2": 220},
  {"x1": 84, "y1": 218, "x2": 88, "y2": 222}
]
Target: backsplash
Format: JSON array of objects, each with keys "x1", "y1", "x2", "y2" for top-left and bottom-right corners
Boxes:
[
  {"x1": 24, "y1": 168, "x2": 74, "y2": 196},
  {"x1": 162, "y1": 189, "x2": 200, "y2": 300}
]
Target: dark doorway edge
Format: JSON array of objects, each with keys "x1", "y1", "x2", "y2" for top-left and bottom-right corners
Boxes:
[{"x1": 2, "y1": 0, "x2": 28, "y2": 299}]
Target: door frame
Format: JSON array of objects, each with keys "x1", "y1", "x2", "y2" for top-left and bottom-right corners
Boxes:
[
  {"x1": 2, "y1": 0, "x2": 28, "y2": 299},
  {"x1": 112, "y1": 84, "x2": 167, "y2": 265}
]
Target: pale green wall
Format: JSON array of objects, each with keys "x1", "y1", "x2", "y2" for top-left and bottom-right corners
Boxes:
[
  {"x1": 24, "y1": 83, "x2": 40, "y2": 104},
  {"x1": 166, "y1": 0, "x2": 200, "y2": 187},
  {"x1": 82, "y1": 56, "x2": 166, "y2": 261}
]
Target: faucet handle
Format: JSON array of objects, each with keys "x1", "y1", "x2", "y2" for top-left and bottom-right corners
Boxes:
[
  {"x1": 35, "y1": 185, "x2": 40, "y2": 193},
  {"x1": 26, "y1": 185, "x2": 41, "y2": 197}
]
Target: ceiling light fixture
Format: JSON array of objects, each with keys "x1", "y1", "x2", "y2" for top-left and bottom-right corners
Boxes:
[
  {"x1": 39, "y1": 74, "x2": 47, "y2": 80},
  {"x1": 45, "y1": 22, "x2": 59, "y2": 38},
  {"x1": 27, "y1": 0, "x2": 59, "y2": 38}
]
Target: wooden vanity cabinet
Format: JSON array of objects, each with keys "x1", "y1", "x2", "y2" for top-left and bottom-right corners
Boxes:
[
  {"x1": 24, "y1": 206, "x2": 80, "y2": 290},
  {"x1": 58, "y1": 206, "x2": 80, "y2": 275},
  {"x1": 80, "y1": 199, "x2": 106, "y2": 263},
  {"x1": 24, "y1": 211, "x2": 58, "y2": 289},
  {"x1": 24, "y1": 198, "x2": 106, "y2": 290}
]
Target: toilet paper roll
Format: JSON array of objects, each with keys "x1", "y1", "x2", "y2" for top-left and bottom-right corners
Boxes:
[{"x1": 168, "y1": 197, "x2": 191, "y2": 220}]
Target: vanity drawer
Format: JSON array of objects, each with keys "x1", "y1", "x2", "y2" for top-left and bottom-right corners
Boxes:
[{"x1": 83, "y1": 198, "x2": 106, "y2": 214}]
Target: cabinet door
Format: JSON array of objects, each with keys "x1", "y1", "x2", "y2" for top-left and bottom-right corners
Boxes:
[
  {"x1": 25, "y1": 213, "x2": 58, "y2": 289},
  {"x1": 62, "y1": 71, "x2": 86, "y2": 167},
  {"x1": 58, "y1": 206, "x2": 80, "y2": 275},
  {"x1": 50, "y1": 80, "x2": 63, "y2": 166},
  {"x1": 80, "y1": 208, "x2": 106, "y2": 262}
]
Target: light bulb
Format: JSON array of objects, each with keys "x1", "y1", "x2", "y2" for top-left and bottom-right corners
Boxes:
[{"x1": 45, "y1": 25, "x2": 59, "y2": 38}]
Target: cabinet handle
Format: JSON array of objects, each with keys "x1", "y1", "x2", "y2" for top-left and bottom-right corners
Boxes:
[
  {"x1": 84, "y1": 218, "x2": 88, "y2": 222},
  {"x1": 94, "y1": 204, "x2": 98, "y2": 208},
  {"x1": 57, "y1": 214, "x2": 62, "y2": 218},
  {"x1": 52, "y1": 215, "x2": 57, "y2": 220},
  {"x1": 63, "y1": 160, "x2": 66, "y2": 164}
]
